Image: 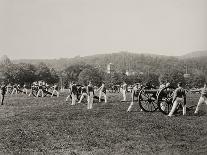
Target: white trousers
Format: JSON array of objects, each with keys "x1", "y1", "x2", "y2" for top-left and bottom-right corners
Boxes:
[
  {"x1": 71, "y1": 93, "x2": 77, "y2": 105},
  {"x1": 99, "y1": 91, "x2": 107, "y2": 103},
  {"x1": 87, "y1": 92, "x2": 93, "y2": 109},
  {"x1": 168, "y1": 97, "x2": 186, "y2": 116},
  {"x1": 78, "y1": 93, "x2": 88, "y2": 103},
  {"x1": 22, "y1": 88, "x2": 28, "y2": 94},
  {"x1": 51, "y1": 90, "x2": 59, "y2": 97},
  {"x1": 37, "y1": 89, "x2": 44, "y2": 97},
  {"x1": 194, "y1": 96, "x2": 207, "y2": 113},
  {"x1": 11, "y1": 88, "x2": 18, "y2": 95},
  {"x1": 122, "y1": 90, "x2": 126, "y2": 101}
]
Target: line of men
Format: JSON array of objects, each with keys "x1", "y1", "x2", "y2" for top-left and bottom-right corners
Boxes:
[
  {"x1": 65, "y1": 81, "x2": 107, "y2": 109},
  {"x1": 1, "y1": 80, "x2": 207, "y2": 116},
  {"x1": 125, "y1": 81, "x2": 207, "y2": 116},
  {"x1": 5, "y1": 82, "x2": 60, "y2": 98}
]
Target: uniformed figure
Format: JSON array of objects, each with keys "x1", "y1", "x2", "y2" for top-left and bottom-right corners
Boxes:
[
  {"x1": 28, "y1": 83, "x2": 36, "y2": 97},
  {"x1": 65, "y1": 82, "x2": 73, "y2": 102},
  {"x1": 87, "y1": 81, "x2": 94, "y2": 109},
  {"x1": 36, "y1": 82, "x2": 44, "y2": 97},
  {"x1": 194, "y1": 83, "x2": 207, "y2": 114},
  {"x1": 127, "y1": 83, "x2": 141, "y2": 112},
  {"x1": 11, "y1": 84, "x2": 18, "y2": 95},
  {"x1": 97, "y1": 82, "x2": 107, "y2": 103},
  {"x1": 168, "y1": 82, "x2": 186, "y2": 117},
  {"x1": 22, "y1": 83, "x2": 28, "y2": 95},
  {"x1": 121, "y1": 81, "x2": 127, "y2": 101},
  {"x1": 78, "y1": 85, "x2": 88, "y2": 103},
  {"x1": 71, "y1": 82, "x2": 78, "y2": 105},
  {"x1": 6, "y1": 83, "x2": 12, "y2": 94},
  {"x1": 0, "y1": 82, "x2": 7, "y2": 105},
  {"x1": 51, "y1": 84, "x2": 60, "y2": 97}
]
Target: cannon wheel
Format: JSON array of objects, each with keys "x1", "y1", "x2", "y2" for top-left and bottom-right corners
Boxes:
[
  {"x1": 157, "y1": 86, "x2": 178, "y2": 115},
  {"x1": 138, "y1": 89, "x2": 158, "y2": 112}
]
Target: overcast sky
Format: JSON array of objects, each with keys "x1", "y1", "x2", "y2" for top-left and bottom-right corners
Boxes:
[{"x1": 0, "y1": 0, "x2": 207, "y2": 59}]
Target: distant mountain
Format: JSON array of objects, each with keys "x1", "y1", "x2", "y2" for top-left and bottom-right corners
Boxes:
[
  {"x1": 181, "y1": 51, "x2": 207, "y2": 59},
  {"x1": 11, "y1": 51, "x2": 207, "y2": 76},
  {"x1": 12, "y1": 52, "x2": 177, "y2": 71}
]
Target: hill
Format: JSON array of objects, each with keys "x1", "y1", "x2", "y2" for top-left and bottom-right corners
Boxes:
[
  {"x1": 12, "y1": 52, "x2": 178, "y2": 71},
  {"x1": 11, "y1": 51, "x2": 207, "y2": 77},
  {"x1": 182, "y1": 51, "x2": 207, "y2": 59}
]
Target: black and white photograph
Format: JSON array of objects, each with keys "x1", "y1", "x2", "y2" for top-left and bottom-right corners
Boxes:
[{"x1": 0, "y1": 0, "x2": 207, "y2": 154}]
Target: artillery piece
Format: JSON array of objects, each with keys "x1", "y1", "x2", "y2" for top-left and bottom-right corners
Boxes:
[{"x1": 138, "y1": 85, "x2": 177, "y2": 114}]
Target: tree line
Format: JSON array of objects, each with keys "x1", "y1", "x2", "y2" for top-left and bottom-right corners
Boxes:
[{"x1": 0, "y1": 52, "x2": 206, "y2": 88}]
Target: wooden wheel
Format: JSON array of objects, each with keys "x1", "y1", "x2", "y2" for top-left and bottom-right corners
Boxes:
[
  {"x1": 138, "y1": 89, "x2": 158, "y2": 112},
  {"x1": 157, "y1": 86, "x2": 178, "y2": 115}
]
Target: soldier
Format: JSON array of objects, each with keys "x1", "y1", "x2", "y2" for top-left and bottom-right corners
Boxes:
[
  {"x1": 121, "y1": 81, "x2": 127, "y2": 101},
  {"x1": 6, "y1": 83, "x2": 12, "y2": 94},
  {"x1": 168, "y1": 82, "x2": 186, "y2": 117},
  {"x1": 36, "y1": 81, "x2": 44, "y2": 97},
  {"x1": 127, "y1": 83, "x2": 142, "y2": 112},
  {"x1": 51, "y1": 84, "x2": 60, "y2": 97},
  {"x1": 78, "y1": 84, "x2": 88, "y2": 103},
  {"x1": 71, "y1": 82, "x2": 78, "y2": 105},
  {"x1": 65, "y1": 82, "x2": 73, "y2": 102},
  {"x1": 194, "y1": 82, "x2": 207, "y2": 114},
  {"x1": 28, "y1": 83, "x2": 36, "y2": 97},
  {"x1": 87, "y1": 81, "x2": 94, "y2": 109},
  {"x1": 22, "y1": 83, "x2": 28, "y2": 95},
  {"x1": 0, "y1": 82, "x2": 7, "y2": 105},
  {"x1": 97, "y1": 82, "x2": 107, "y2": 103},
  {"x1": 11, "y1": 84, "x2": 18, "y2": 95}
]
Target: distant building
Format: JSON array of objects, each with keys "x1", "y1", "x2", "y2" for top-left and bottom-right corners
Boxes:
[
  {"x1": 126, "y1": 70, "x2": 136, "y2": 76},
  {"x1": 107, "y1": 63, "x2": 114, "y2": 74}
]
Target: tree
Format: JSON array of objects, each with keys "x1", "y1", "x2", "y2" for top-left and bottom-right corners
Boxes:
[
  {"x1": 64, "y1": 64, "x2": 91, "y2": 82},
  {"x1": 47, "y1": 68, "x2": 59, "y2": 84},
  {"x1": 159, "y1": 69, "x2": 185, "y2": 87},
  {"x1": 78, "y1": 68, "x2": 103, "y2": 86},
  {"x1": 35, "y1": 63, "x2": 51, "y2": 82}
]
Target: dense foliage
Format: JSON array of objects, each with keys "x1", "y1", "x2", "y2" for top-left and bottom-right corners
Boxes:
[{"x1": 1, "y1": 51, "x2": 206, "y2": 88}]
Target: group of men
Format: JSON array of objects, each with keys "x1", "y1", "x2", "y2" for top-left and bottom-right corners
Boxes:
[
  {"x1": 125, "y1": 81, "x2": 207, "y2": 116},
  {"x1": 1, "y1": 79, "x2": 207, "y2": 116},
  {"x1": 66, "y1": 81, "x2": 107, "y2": 109}
]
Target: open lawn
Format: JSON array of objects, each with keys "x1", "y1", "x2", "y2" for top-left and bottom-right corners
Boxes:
[{"x1": 0, "y1": 92, "x2": 206, "y2": 154}]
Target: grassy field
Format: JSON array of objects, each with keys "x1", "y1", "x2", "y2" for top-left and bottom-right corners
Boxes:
[{"x1": 0, "y1": 91, "x2": 206, "y2": 155}]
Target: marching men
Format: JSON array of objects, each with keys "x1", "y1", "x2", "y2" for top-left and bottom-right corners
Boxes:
[{"x1": 168, "y1": 82, "x2": 186, "y2": 117}]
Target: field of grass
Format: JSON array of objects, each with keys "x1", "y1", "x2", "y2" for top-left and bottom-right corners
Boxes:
[{"x1": 0, "y1": 91, "x2": 206, "y2": 154}]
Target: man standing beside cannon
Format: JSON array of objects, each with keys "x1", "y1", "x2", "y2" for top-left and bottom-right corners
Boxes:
[
  {"x1": 127, "y1": 83, "x2": 142, "y2": 112},
  {"x1": 168, "y1": 82, "x2": 186, "y2": 117}
]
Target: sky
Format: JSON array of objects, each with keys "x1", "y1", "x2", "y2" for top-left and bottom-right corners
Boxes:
[{"x1": 0, "y1": 0, "x2": 207, "y2": 59}]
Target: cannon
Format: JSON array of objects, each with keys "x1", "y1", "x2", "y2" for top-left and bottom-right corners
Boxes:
[
  {"x1": 138, "y1": 85, "x2": 177, "y2": 113},
  {"x1": 138, "y1": 88, "x2": 160, "y2": 112}
]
